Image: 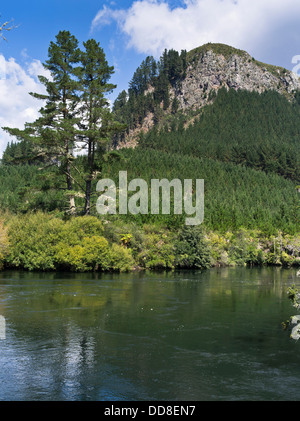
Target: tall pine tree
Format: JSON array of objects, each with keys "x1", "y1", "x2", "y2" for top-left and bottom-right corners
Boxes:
[
  {"x1": 76, "y1": 39, "x2": 121, "y2": 215},
  {"x1": 3, "y1": 30, "x2": 81, "y2": 215}
]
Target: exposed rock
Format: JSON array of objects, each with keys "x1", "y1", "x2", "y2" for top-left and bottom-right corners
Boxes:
[
  {"x1": 119, "y1": 43, "x2": 300, "y2": 147},
  {"x1": 172, "y1": 48, "x2": 300, "y2": 111},
  {"x1": 116, "y1": 112, "x2": 155, "y2": 150}
]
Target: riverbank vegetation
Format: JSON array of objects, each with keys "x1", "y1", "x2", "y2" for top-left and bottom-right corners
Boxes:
[{"x1": 0, "y1": 212, "x2": 298, "y2": 272}]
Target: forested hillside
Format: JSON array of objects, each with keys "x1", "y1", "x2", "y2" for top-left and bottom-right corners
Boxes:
[
  {"x1": 1, "y1": 140, "x2": 299, "y2": 234},
  {"x1": 139, "y1": 88, "x2": 300, "y2": 182},
  {"x1": 112, "y1": 43, "x2": 300, "y2": 144},
  {"x1": 0, "y1": 40, "x2": 299, "y2": 272},
  {"x1": 112, "y1": 48, "x2": 188, "y2": 134},
  {"x1": 101, "y1": 148, "x2": 299, "y2": 235}
]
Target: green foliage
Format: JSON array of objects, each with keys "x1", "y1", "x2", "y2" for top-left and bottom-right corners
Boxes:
[
  {"x1": 287, "y1": 285, "x2": 300, "y2": 305},
  {"x1": 113, "y1": 48, "x2": 187, "y2": 132},
  {"x1": 2, "y1": 140, "x2": 45, "y2": 165},
  {"x1": 227, "y1": 229, "x2": 262, "y2": 266},
  {"x1": 175, "y1": 226, "x2": 211, "y2": 269},
  {"x1": 55, "y1": 236, "x2": 110, "y2": 272},
  {"x1": 120, "y1": 233, "x2": 133, "y2": 247},
  {"x1": 5, "y1": 212, "x2": 133, "y2": 272},
  {"x1": 206, "y1": 230, "x2": 300, "y2": 267},
  {"x1": 6, "y1": 213, "x2": 65, "y2": 270},
  {"x1": 284, "y1": 285, "x2": 300, "y2": 341},
  {"x1": 136, "y1": 231, "x2": 175, "y2": 270},
  {"x1": 107, "y1": 243, "x2": 134, "y2": 272},
  {"x1": 128, "y1": 56, "x2": 158, "y2": 96},
  {"x1": 140, "y1": 88, "x2": 300, "y2": 182},
  {"x1": 0, "y1": 165, "x2": 65, "y2": 213},
  {"x1": 67, "y1": 215, "x2": 103, "y2": 235},
  {"x1": 1, "y1": 210, "x2": 299, "y2": 272},
  {"x1": 101, "y1": 147, "x2": 299, "y2": 235},
  {"x1": 0, "y1": 218, "x2": 9, "y2": 269}
]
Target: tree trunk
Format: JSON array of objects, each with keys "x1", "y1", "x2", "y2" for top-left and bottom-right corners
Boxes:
[
  {"x1": 84, "y1": 139, "x2": 93, "y2": 216},
  {"x1": 66, "y1": 157, "x2": 76, "y2": 216},
  {"x1": 69, "y1": 195, "x2": 76, "y2": 216},
  {"x1": 84, "y1": 179, "x2": 91, "y2": 215}
]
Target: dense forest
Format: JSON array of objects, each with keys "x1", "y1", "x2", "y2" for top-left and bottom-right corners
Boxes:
[
  {"x1": 138, "y1": 88, "x2": 300, "y2": 182},
  {"x1": 0, "y1": 36, "x2": 299, "y2": 272},
  {"x1": 1, "y1": 147, "x2": 298, "y2": 234},
  {"x1": 112, "y1": 48, "x2": 187, "y2": 134}
]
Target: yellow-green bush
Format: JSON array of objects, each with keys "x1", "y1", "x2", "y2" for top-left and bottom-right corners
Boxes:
[
  {"x1": 6, "y1": 212, "x2": 65, "y2": 270},
  {"x1": 5, "y1": 212, "x2": 134, "y2": 272},
  {"x1": 63, "y1": 215, "x2": 104, "y2": 241},
  {"x1": 107, "y1": 243, "x2": 135, "y2": 272},
  {"x1": 136, "y1": 231, "x2": 176, "y2": 270},
  {"x1": 54, "y1": 236, "x2": 110, "y2": 272},
  {"x1": 206, "y1": 232, "x2": 232, "y2": 266}
]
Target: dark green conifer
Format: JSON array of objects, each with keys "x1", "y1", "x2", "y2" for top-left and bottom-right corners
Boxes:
[
  {"x1": 76, "y1": 38, "x2": 122, "y2": 215},
  {"x1": 3, "y1": 30, "x2": 81, "y2": 215}
]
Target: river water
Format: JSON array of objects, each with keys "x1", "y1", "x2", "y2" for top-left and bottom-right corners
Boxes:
[{"x1": 0, "y1": 267, "x2": 299, "y2": 401}]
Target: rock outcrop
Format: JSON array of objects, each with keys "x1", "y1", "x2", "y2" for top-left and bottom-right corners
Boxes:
[
  {"x1": 118, "y1": 43, "x2": 300, "y2": 146},
  {"x1": 172, "y1": 44, "x2": 300, "y2": 111}
]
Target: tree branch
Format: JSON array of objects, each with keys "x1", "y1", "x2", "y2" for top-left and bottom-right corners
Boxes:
[{"x1": 0, "y1": 19, "x2": 16, "y2": 41}]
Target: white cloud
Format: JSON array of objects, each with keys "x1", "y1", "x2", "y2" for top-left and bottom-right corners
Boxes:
[
  {"x1": 91, "y1": 5, "x2": 126, "y2": 32},
  {"x1": 0, "y1": 55, "x2": 50, "y2": 157},
  {"x1": 91, "y1": 0, "x2": 300, "y2": 58}
]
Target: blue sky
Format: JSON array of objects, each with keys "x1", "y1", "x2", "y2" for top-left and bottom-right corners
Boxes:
[
  {"x1": 0, "y1": 1, "x2": 144, "y2": 101},
  {"x1": 1, "y1": 0, "x2": 300, "y2": 156}
]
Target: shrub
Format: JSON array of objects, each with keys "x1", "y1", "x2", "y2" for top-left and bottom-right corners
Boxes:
[
  {"x1": 6, "y1": 213, "x2": 110, "y2": 271},
  {"x1": 206, "y1": 231, "x2": 232, "y2": 266},
  {"x1": 136, "y1": 231, "x2": 175, "y2": 270},
  {"x1": 107, "y1": 244, "x2": 135, "y2": 272},
  {"x1": 6, "y1": 212, "x2": 135, "y2": 272},
  {"x1": 6, "y1": 212, "x2": 65, "y2": 270},
  {"x1": 175, "y1": 226, "x2": 211, "y2": 269},
  {"x1": 54, "y1": 236, "x2": 110, "y2": 272},
  {"x1": 64, "y1": 216, "x2": 104, "y2": 241},
  {"x1": 227, "y1": 229, "x2": 262, "y2": 266}
]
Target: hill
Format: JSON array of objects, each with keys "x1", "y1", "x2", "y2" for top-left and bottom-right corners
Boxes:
[
  {"x1": 113, "y1": 42, "x2": 300, "y2": 146},
  {"x1": 101, "y1": 147, "x2": 299, "y2": 235},
  {"x1": 139, "y1": 88, "x2": 300, "y2": 182},
  {"x1": 0, "y1": 42, "x2": 299, "y2": 271}
]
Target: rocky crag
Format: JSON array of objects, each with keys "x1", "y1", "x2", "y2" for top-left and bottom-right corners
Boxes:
[
  {"x1": 174, "y1": 43, "x2": 300, "y2": 110},
  {"x1": 116, "y1": 43, "x2": 300, "y2": 146}
]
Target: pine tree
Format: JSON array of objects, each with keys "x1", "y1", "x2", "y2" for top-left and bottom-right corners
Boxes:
[
  {"x1": 3, "y1": 30, "x2": 81, "y2": 215},
  {"x1": 76, "y1": 39, "x2": 123, "y2": 215}
]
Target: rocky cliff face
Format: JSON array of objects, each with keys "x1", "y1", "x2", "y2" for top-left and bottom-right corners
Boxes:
[
  {"x1": 118, "y1": 43, "x2": 300, "y2": 147},
  {"x1": 172, "y1": 44, "x2": 300, "y2": 111}
]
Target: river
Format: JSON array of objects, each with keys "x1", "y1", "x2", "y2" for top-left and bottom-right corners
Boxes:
[{"x1": 0, "y1": 267, "x2": 299, "y2": 401}]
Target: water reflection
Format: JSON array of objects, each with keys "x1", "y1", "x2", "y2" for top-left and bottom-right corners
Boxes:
[{"x1": 0, "y1": 267, "x2": 299, "y2": 401}]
